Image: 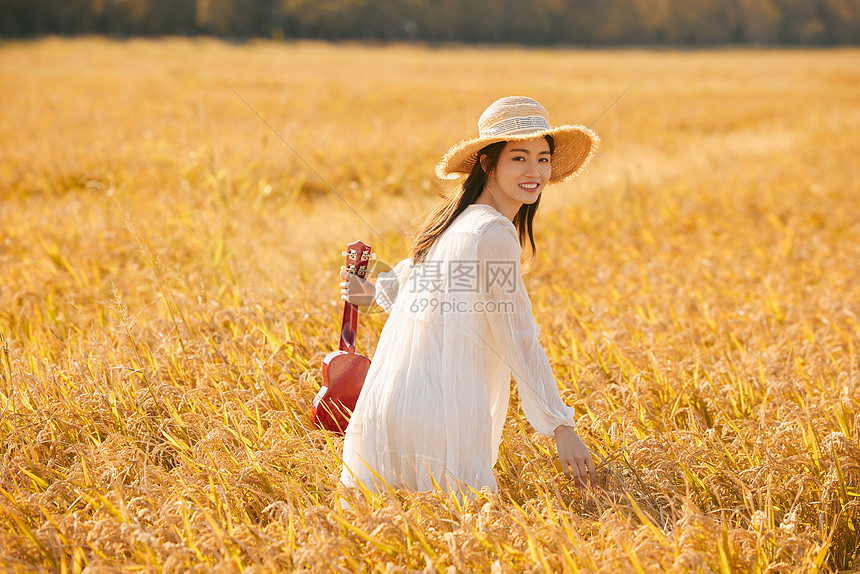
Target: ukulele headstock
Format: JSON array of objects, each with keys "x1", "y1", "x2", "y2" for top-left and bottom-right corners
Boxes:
[{"x1": 342, "y1": 240, "x2": 374, "y2": 279}]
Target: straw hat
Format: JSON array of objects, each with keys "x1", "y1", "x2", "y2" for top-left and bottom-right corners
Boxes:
[{"x1": 435, "y1": 96, "x2": 599, "y2": 184}]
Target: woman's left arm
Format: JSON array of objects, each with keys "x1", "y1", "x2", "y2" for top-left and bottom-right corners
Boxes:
[{"x1": 341, "y1": 258, "x2": 413, "y2": 311}]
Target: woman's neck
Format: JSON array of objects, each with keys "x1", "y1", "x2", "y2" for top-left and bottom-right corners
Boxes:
[{"x1": 473, "y1": 189, "x2": 520, "y2": 222}]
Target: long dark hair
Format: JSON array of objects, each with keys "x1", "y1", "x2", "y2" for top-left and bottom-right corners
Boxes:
[{"x1": 410, "y1": 136, "x2": 554, "y2": 265}]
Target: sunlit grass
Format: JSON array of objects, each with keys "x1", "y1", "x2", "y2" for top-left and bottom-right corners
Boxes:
[{"x1": 0, "y1": 37, "x2": 859, "y2": 572}]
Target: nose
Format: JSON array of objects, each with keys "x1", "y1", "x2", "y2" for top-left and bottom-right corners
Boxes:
[{"x1": 524, "y1": 159, "x2": 542, "y2": 178}]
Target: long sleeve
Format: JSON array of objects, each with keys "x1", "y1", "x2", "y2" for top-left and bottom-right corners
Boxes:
[
  {"x1": 478, "y1": 222, "x2": 577, "y2": 436},
  {"x1": 374, "y1": 258, "x2": 412, "y2": 312}
]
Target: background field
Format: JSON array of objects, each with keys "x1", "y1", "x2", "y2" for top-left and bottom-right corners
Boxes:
[{"x1": 1, "y1": 38, "x2": 859, "y2": 573}]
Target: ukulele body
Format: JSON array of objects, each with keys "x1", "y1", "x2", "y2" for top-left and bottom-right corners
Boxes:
[{"x1": 313, "y1": 348, "x2": 371, "y2": 433}]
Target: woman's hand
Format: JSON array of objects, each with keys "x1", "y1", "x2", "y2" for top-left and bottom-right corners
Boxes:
[
  {"x1": 554, "y1": 425, "x2": 596, "y2": 489},
  {"x1": 340, "y1": 266, "x2": 376, "y2": 306}
]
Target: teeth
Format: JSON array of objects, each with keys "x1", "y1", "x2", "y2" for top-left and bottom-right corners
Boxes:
[{"x1": 521, "y1": 183, "x2": 538, "y2": 189}]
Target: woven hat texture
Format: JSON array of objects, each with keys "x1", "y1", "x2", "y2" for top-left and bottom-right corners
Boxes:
[{"x1": 436, "y1": 96, "x2": 599, "y2": 184}]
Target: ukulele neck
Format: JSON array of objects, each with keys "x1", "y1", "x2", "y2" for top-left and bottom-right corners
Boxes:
[{"x1": 339, "y1": 240, "x2": 372, "y2": 353}]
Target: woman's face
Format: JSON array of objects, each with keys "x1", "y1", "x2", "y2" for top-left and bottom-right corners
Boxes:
[{"x1": 485, "y1": 138, "x2": 551, "y2": 208}]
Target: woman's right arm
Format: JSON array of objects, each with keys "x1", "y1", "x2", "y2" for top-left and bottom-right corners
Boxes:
[{"x1": 479, "y1": 223, "x2": 595, "y2": 487}]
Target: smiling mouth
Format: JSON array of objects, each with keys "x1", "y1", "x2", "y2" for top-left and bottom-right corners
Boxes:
[{"x1": 519, "y1": 182, "x2": 541, "y2": 192}]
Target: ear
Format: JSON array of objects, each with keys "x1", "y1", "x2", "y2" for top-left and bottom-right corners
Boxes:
[{"x1": 479, "y1": 154, "x2": 489, "y2": 173}]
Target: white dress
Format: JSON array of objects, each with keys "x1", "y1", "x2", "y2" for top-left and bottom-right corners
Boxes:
[{"x1": 340, "y1": 203, "x2": 577, "y2": 493}]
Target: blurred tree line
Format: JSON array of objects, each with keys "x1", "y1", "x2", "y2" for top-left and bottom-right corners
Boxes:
[{"x1": 1, "y1": 0, "x2": 858, "y2": 44}]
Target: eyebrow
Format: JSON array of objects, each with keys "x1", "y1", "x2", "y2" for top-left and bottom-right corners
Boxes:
[{"x1": 509, "y1": 148, "x2": 551, "y2": 155}]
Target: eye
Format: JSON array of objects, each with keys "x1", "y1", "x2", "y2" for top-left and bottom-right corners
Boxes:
[{"x1": 539, "y1": 157, "x2": 550, "y2": 163}]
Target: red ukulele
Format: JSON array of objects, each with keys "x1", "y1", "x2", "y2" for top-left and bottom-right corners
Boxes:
[{"x1": 311, "y1": 240, "x2": 373, "y2": 434}]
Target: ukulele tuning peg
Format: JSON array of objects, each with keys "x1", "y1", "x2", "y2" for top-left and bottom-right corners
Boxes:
[
  {"x1": 370, "y1": 254, "x2": 377, "y2": 260},
  {"x1": 341, "y1": 251, "x2": 348, "y2": 257}
]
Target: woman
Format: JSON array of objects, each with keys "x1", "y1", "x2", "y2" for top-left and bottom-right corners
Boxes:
[{"x1": 338, "y1": 96, "x2": 598, "y2": 495}]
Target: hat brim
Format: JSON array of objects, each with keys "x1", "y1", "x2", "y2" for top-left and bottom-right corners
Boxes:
[{"x1": 435, "y1": 124, "x2": 599, "y2": 184}]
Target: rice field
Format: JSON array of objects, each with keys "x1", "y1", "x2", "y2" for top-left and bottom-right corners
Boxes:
[{"x1": 1, "y1": 37, "x2": 859, "y2": 573}]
